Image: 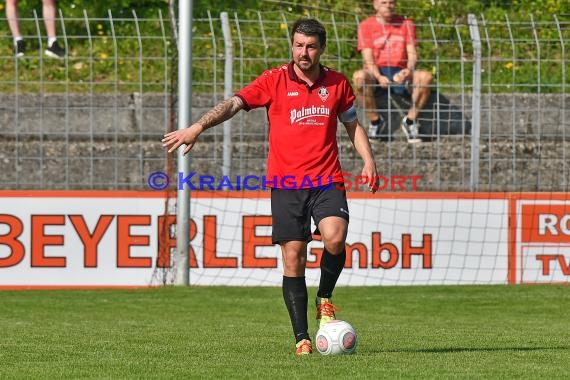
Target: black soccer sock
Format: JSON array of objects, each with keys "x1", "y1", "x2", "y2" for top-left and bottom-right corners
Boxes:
[
  {"x1": 371, "y1": 117, "x2": 382, "y2": 126},
  {"x1": 282, "y1": 276, "x2": 310, "y2": 343},
  {"x1": 317, "y1": 249, "x2": 346, "y2": 299}
]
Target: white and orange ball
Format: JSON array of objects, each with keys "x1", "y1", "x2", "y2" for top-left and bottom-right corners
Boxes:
[{"x1": 315, "y1": 320, "x2": 358, "y2": 355}]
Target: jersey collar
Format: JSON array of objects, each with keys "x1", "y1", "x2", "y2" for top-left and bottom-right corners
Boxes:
[{"x1": 287, "y1": 61, "x2": 327, "y2": 89}]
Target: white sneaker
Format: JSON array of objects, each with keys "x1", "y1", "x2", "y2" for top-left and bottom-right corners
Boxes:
[{"x1": 401, "y1": 116, "x2": 422, "y2": 143}]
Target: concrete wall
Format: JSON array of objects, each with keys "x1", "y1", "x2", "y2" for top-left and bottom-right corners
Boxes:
[
  {"x1": 1, "y1": 93, "x2": 568, "y2": 139},
  {"x1": 0, "y1": 93, "x2": 568, "y2": 191}
]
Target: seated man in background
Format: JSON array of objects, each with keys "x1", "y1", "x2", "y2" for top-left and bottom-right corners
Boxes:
[{"x1": 353, "y1": 0, "x2": 432, "y2": 143}]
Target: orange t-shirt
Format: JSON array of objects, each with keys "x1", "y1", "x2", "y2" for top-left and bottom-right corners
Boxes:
[{"x1": 357, "y1": 15, "x2": 416, "y2": 68}]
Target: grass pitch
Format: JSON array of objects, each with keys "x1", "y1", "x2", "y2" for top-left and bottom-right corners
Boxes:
[{"x1": 0, "y1": 285, "x2": 569, "y2": 379}]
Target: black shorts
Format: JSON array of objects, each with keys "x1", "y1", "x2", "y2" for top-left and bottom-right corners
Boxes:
[{"x1": 271, "y1": 184, "x2": 349, "y2": 244}]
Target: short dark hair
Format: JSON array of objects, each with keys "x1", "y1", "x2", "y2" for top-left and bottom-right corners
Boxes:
[{"x1": 290, "y1": 18, "x2": 326, "y2": 47}]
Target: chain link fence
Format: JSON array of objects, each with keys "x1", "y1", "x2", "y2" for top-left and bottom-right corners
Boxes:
[{"x1": 0, "y1": 9, "x2": 568, "y2": 191}]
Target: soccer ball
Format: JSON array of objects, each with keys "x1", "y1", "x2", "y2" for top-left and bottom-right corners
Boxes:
[{"x1": 315, "y1": 320, "x2": 357, "y2": 355}]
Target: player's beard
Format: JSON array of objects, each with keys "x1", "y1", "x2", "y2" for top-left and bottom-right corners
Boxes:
[{"x1": 294, "y1": 56, "x2": 319, "y2": 75}]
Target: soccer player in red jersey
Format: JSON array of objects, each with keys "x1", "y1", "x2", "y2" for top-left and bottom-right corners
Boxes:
[
  {"x1": 353, "y1": 0, "x2": 432, "y2": 142},
  {"x1": 162, "y1": 18, "x2": 377, "y2": 356}
]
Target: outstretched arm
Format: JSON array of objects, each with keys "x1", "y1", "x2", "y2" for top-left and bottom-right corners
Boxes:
[
  {"x1": 162, "y1": 96, "x2": 245, "y2": 155},
  {"x1": 343, "y1": 119, "x2": 378, "y2": 193}
]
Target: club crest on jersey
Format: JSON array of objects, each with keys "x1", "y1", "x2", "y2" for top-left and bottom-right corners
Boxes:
[{"x1": 317, "y1": 86, "x2": 329, "y2": 102}]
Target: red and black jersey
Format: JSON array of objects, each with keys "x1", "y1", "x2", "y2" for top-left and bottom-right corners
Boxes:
[{"x1": 236, "y1": 62, "x2": 355, "y2": 189}]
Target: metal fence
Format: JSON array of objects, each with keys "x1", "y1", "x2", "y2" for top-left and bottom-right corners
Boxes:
[{"x1": 0, "y1": 9, "x2": 568, "y2": 191}]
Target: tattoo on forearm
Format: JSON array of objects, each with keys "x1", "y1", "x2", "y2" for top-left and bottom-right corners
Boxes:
[{"x1": 197, "y1": 97, "x2": 241, "y2": 130}]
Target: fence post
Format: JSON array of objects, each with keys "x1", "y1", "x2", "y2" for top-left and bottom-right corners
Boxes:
[
  {"x1": 468, "y1": 14, "x2": 481, "y2": 191},
  {"x1": 176, "y1": 0, "x2": 193, "y2": 286},
  {"x1": 554, "y1": 15, "x2": 567, "y2": 191},
  {"x1": 221, "y1": 12, "x2": 233, "y2": 177},
  {"x1": 428, "y1": 17, "x2": 441, "y2": 189}
]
